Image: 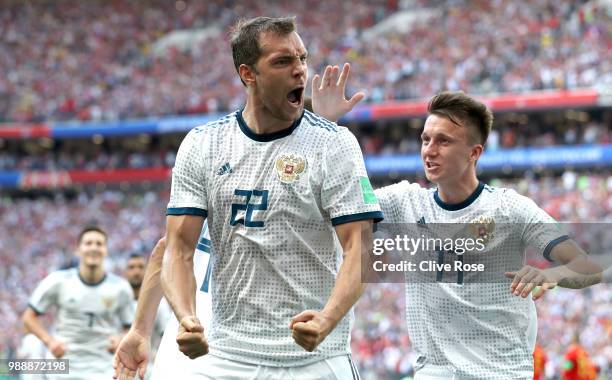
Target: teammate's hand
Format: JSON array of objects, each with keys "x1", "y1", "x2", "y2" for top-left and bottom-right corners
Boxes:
[
  {"x1": 113, "y1": 329, "x2": 151, "y2": 380},
  {"x1": 177, "y1": 316, "x2": 208, "y2": 359},
  {"x1": 505, "y1": 265, "x2": 557, "y2": 300},
  {"x1": 46, "y1": 338, "x2": 66, "y2": 358},
  {"x1": 289, "y1": 310, "x2": 335, "y2": 352},
  {"x1": 311, "y1": 63, "x2": 365, "y2": 123},
  {"x1": 107, "y1": 335, "x2": 122, "y2": 354}
]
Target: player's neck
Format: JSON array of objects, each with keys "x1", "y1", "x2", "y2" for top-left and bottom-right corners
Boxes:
[
  {"x1": 436, "y1": 176, "x2": 480, "y2": 205},
  {"x1": 242, "y1": 102, "x2": 295, "y2": 135},
  {"x1": 78, "y1": 264, "x2": 106, "y2": 285}
]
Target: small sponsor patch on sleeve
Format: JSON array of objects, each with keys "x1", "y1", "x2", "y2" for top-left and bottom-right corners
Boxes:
[{"x1": 360, "y1": 176, "x2": 378, "y2": 204}]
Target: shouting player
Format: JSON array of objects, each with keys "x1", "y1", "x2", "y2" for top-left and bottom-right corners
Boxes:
[
  {"x1": 22, "y1": 226, "x2": 134, "y2": 380},
  {"x1": 116, "y1": 16, "x2": 380, "y2": 380}
]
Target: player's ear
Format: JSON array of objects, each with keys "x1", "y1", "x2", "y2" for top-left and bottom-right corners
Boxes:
[
  {"x1": 470, "y1": 144, "x2": 483, "y2": 163},
  {"x1": 239, "y1": 64, "x2": 257, "y2": 87}
]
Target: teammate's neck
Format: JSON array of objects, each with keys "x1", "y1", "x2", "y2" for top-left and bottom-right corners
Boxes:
[
  {"x1": 436, "y1": 176, "x2": 480, "y2": 205},
  {"x1": 78, "y1": 264, "x2": 106, "y2": 285},
  {"x1": 242, "y1": 102, "x2": 295, "y2": 135}
]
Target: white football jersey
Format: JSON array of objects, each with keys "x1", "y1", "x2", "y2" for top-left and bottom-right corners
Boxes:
[
  {"x1": 151, "y1": 224, "x2": 213, "y2": 380},
  {"x1": 374, "y1": 181, "x2": 567, "y2": 379},
  {"x1": 28, "y1": 268, "x2": 134, "y2": 379},
  {"x1": 167, "y1": 110, "x2": 383, "y2": 366}
]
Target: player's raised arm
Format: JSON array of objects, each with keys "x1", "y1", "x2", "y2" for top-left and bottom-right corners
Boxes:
[
  {"x1": 311, "y1": 63, "x2": 364, "y2": 123},
  {"x1": 291, "y1": 220, "x2": 372, "y2": 351},
  {"x1": 113, "y1": 237, "x2": 166, "y2": 380}
]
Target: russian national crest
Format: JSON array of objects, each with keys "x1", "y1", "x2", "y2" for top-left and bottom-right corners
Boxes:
[
  {"x1": 102, "y1": 297, "x2": 114, "y2": 309},
  {"x1": 469, "y1": 215, "x2": 495, "y2": 246},
  {"x1": 275, "y1": 154, "x2": 307, "y2": 183}
]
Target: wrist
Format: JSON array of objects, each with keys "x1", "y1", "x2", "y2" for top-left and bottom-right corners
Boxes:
[{"x1": 319, "y1": 310, "x2": 340, "y2": 334}]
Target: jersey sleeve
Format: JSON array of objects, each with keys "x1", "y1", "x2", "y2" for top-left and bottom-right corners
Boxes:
[
  {"x1": 373, "y1": 181, "x2": 420, "y2": 223},
  {"x1": 321, "y1": 128, "x2": 383, "y2": 226},
  {"x1": 28, "y1": 271, "x2": 62, "y2": 315},
  {"x1": 167, "y1": 128, "x2": 208, "y2": 217},
  {"x1": 117, "y1": 281, "x2": 135, "y2": 328},
  {"x1": 510, "y1": 190, "x2": 569, "y2": 261}
]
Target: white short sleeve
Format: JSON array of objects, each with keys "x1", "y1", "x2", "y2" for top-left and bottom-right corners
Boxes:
[
  {"x1": 28, "y1": 271, "x2": 62, "y2": 315},
  {"x1": 117, "y1": 281, "x2": 136, "y2": 327},
  {"x1": 510, "y1": 190, "x2": 569, "y2": 261},
  {"x1": 321, "y1": 128, "x2": 383, "y2": 225},
  {"x1": 167, "y1": 128, "x2": 208, "y2": 217}
]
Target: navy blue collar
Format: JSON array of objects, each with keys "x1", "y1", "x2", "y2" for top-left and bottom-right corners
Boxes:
[
  {"x1": 236, "y1": 109, "x2": 304, "y2": 142},
  {"x1": 78, "y1": 270, "x2": 107, "y2": 287},
  {"x1": 434, "y1": 182, "x2": 485, "y2": 211}
]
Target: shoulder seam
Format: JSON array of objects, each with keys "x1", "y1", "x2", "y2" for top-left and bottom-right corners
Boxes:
[{"x1": 303, "y1": 111, "x2": 339, "y2": 132}]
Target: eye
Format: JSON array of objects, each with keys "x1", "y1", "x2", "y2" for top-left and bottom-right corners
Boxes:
[{"x1": 300, "y1": 55, "x2": 307, "y2": 63}]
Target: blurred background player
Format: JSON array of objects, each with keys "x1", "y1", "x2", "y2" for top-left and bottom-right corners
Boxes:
[
  {"x1": 161, "y1": 16, "x2": 381, "y2": 379},
  {"x1": 561, "y1": 333, "x2": 598, "y2": 380},
  {"x1": 22, "y1": 226, "x2": 135, "y2": 380},
  {"x1": 533, "y1": 342, "x2": 547, "y2": 380}
]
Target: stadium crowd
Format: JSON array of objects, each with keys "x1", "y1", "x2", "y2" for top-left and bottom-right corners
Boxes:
[
  {"x1": 0, "y1": 115, "x2": 609, "y2": 171},
  {"x1": 0, "y1": 173, "x2": 610, "y2": 378},
  {"x1": 1, "y1": 0, "x2": 610, "y2": 122}
]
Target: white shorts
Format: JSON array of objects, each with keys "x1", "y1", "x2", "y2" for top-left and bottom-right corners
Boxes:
[{"x1": 184, "y1": 353, "x2": 361, "y2": 380}]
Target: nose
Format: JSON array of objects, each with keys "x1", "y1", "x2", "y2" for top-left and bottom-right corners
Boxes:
[
  {"x1": 422, "y1": 141, "x2": 438, "y2": 158},
  {"x1": 292, "y1": 59, "x2": 306, "y2": 79}
]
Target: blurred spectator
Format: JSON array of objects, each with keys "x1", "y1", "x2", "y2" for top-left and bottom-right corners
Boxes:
[{"x1": 0, "y1": 0, "x2": 609, "y2": 123}]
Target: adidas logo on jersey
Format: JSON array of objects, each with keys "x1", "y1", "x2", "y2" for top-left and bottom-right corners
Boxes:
[
  {"x1": 417, "y1": 216, "x2": 427, "y2": 227},
  {"x1": 217, "y1": 163, "x2": 233, "y2": 176}
]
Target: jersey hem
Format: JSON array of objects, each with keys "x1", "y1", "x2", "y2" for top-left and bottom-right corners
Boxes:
[
  {"x1": 166, "y1": 207, "x2": 208, "y2": 217},
  {"x1": 331, "y1": 211, "x2": 384, "y2": 226},
  {"x1": 208, "y1": 349, "x2": 352, "y2": 368}
]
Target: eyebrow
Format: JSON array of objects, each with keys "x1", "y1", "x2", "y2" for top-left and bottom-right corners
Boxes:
[{"x1": 421, "y1": 132, "x2": 454, "y2": 140}]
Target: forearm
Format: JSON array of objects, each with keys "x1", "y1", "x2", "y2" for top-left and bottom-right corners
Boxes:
[
  {"x1": 22, "y1": 309, "x2": 53, "y2": 346},
  {"x1": 550, "y1": 264, "x2": 602, "y2": 289},
  {"x1": 548, "y1": 256, "x2": 602, "y2": 289},
  {"x1": 321, "y1": 244, "x2": 365, "y2": 328},
  {"x1": 160, "y1": 243, "x2": 197, "y2": 323},
  {"x1": 132, "y1": 240, "x2": 166, "y2": 337}
]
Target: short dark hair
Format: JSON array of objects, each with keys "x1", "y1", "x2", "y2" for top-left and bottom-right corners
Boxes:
[
  {"x1": 230, "y1": 16, "x2": 297, "y2": 85},
  {"x1": 427, "y1": 91, "x2": 494, "y2": 145},
  {"x1": 78, "y1": 226, "x2": 107, "y2": 244},
  {"x1": 128, "y1": 253, "x2": 145, "y2": 260}
]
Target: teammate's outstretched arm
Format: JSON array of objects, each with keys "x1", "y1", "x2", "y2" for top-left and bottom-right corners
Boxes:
[
  {"x1": 505, "y1": 240, "x2": 603, "y2": 300},
  {"x1": 161, "y1": 214, "x2": 208, "y2": 359},
  {"x1": 291, "y1": 220, "x2": 372, "y2": 351},
  {"x1": 311, "y1": 63, "x2": 364, "y2": 123},
  {"x1": 113, "y1": 237, "x2": 166, "y2": 380}
]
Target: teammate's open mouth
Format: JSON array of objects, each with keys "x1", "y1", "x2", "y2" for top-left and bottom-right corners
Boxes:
[{"x1": 287, "y1": 87, "x2": 304, "y2": 106}]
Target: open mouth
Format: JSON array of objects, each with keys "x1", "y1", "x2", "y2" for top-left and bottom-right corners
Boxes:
[
  {"x1": 426, "y1": 161, "x2": 440, "y2": 170},
  {"x1": 287, "y1": 87, "x2": 304, "y2": 107}
]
